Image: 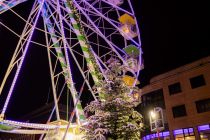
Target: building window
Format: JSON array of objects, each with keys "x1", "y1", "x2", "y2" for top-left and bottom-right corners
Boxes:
[
  {"x1": 141, "y1": 89, "x2": 165, "y2": 108},
  {"x1": 168, "y1": 82, "x2": 182, "y2": 95},
  {"x1": 174, "y1": 128, "x2": 195, "y2": 139},
  {"x1": 190, "y1": 75, "x2": 206, "y2": 89},
  {"x1": 198, "y1": 124, "x2": 210, "y2": 139},
  {"x1": 196, "y1": 98, "x2": 210, "y2": 113},
  {"x1": 172, "y1": 105, "x2": 187, "y2": 118}
]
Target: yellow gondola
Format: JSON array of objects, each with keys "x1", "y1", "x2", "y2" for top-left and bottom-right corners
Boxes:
[
  {"x1": 122, "y1": 75, "x2": 140, "y2": 86},
  {"x1": 118, "y1": 13, "x2": 136, "y2": 25},
  {"x1": 118, "y1": 14, "x2": 137, "y2": 39}
]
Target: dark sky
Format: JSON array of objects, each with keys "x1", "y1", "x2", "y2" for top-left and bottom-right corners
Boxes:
[
  {"x1": 135, "y1": 0, "x2": 210, "y2": 85},
  {"x1": 0, "y1": 0, "x2": 210, "y2": 119}
]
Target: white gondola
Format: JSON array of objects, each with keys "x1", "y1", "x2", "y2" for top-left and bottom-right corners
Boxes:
[
  {"x1": 107, "y1": 0, "x2": 124, "y2": 6},
  {"x1": 126, "y1": 57, "x2": 139, "y2": 72}
]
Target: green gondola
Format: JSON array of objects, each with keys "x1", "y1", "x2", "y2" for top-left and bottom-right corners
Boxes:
[{"x1": 123, "y1": 45, "x2": 140, "y2": 58}]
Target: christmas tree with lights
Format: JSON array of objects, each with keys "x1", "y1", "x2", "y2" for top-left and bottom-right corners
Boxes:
[{"x1": 82, "y1": 58, "x2": 144, "y2": 140}]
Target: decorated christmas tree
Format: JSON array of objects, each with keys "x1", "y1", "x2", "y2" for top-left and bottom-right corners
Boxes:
[{"x1": 82, "y1": 58, "x2": 144, "y2": 140}]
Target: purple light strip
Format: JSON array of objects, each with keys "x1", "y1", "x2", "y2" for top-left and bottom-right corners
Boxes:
[
  {"x1": 174, "y1": 129, "x2": 183, "y2": 135},
  {"x1": 173, "y1": 127, "x2": 195, "y2": 135},
  {"x1": 198, "y1": 124, "x2": 210, "y2": 131},
  {"x1": 1, "y1": 0, "x2": 45, "y2": 116},
  {"x1": 163, "y1": 131, "x2": 170, "y2": 136},
  {"x1": 142, "y1": 131, "x2": 170, "y2": 139},
  {"x1": 143, "y1": 127, "x2": 198, "y2": 139}
]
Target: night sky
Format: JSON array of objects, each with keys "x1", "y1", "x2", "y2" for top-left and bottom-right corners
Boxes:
[
  {"x1": 136, "y1": 0, "x2": 210, "y2": 86},
  {"x1": 0, "y1": 0, "x2": 210, "y2": 120}
]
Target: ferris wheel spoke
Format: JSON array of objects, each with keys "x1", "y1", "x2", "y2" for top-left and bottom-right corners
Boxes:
[
  {"x1": 0, "y1": 21, "x2": 47, "y2": 49},
  {"x1": 42, "y1": 3, "x2": 89, "y2": 68},
  {"x1": 57, "y1": 0, "x2": 86, "y2": 124},
  {"x1": 78, "y1": 0, "x2": 140, "y2": 47},
  {"x1": 0, "y1": 3, "x2": 59, "y2": 41},
  {"x1": 74, "y1": 0, "x2": 143, "y2": 78},
  {"x1": 45, "y1": 29, "x2": 61, "y2": 121},
  {"x1": 0, "y1": 0, "x2": 42, "y2": 96},
  {"x1": 80, "y1": 16, "x2": 127, "y2": 51},
  {"x1": 44, "y1": 2, "x2": 82, "y2": 47},
  {"x1": 77, "y1": 0, "x2": 142, "y2": 76},
  {"x1": 63, "y1": 1, "x2": 104, "y2": 91},
  {"x1": 81, "y1": 21, "x2": 124, "y2": 51},
  {"x1": 72, "y1": 1, "x2": 127, "y2": 67},
  {"x1": 0, "y1": 0, "x2": 45, "y2": 118},
  {"x1": 67, "y1": 45, "x2": 97, "y2": 100},
  {"x1": 0, "y1": 0, "x2": 27, "y2": 14},
  {"x1": 46, "y1": 0, "x2": 114, "y2": 57},
  {"x1": 41, "y1": 1, "x2": 86, "y2": 123},
  {"x1": 83, "y1": 22, "x2": 125, "y2": 61}
]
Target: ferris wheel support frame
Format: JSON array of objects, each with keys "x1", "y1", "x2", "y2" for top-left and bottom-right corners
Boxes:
[
  {"x1": 0, "y1": 0, "x2": 45, "y2": 118},
  {"x1": 80, "y1": 0, "x2": 140, "y2": 47},
  {"x1": 45, "y1": 0, "x2": 102, "y2": 94},
  {"x1": 0, "y1": 0, "x2": 27, "y2": 14},
  {"x1": 64, "y1": 0, "x2": 103, "y2": 84},
  {"x1": 57, "y1": 0, "x2": 85, "y2": 124},
  {"x1": 73, "y1": 0, "x2": 128, "y2": 66},
  {"x1": 43, "y1": 0, "x2": 102, "y2": 122},
  {"x1": 41, "y1": 1, "x2": 85, "y2": 124},
  {"x1": 47, "y1": 1, "x2": 127, "y2": 72}
]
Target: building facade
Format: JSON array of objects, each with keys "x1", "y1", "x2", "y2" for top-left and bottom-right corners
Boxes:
[{"x1": 139, "y1": 56, "x2": 210, "y2": 140}]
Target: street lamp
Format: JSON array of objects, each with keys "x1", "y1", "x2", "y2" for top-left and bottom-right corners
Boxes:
[
  {"x1": 150, "y1": 111, "x2": 156, "y2": 119},
  {"x1": 149, "y1": 107, "x2": 164, "y2": 140}
]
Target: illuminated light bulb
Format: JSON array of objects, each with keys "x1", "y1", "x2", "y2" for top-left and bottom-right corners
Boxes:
[
  {"x1": 122, "y1": 26, "x2": 130, "y2": 33},
  {"x1": 150, "y1": 111, "x2": 156, "y2": 119},
  {"x1": 133, "y1": 92, "x2": 139, "y2": 100}
]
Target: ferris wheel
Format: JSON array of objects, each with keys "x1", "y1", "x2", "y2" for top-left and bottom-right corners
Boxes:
[{"x1": 0, "y1": 0, "x2": 142, "y2": 139}]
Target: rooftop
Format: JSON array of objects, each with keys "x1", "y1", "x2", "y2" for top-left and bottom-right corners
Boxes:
[{"x1": 150, "y1": 56, "x2": 210, "y2": 83}]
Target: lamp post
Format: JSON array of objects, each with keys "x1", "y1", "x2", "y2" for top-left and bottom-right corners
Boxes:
[{"x1": 149, "y1": 107, "x2": 164, "y2": 140}]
